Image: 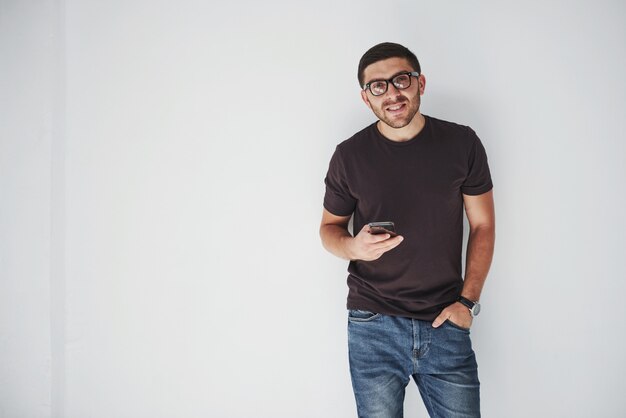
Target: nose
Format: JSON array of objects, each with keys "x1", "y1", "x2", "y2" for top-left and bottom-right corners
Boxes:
[{"x1": 382, "y1": 82, "x2": 404, "y2": 101}]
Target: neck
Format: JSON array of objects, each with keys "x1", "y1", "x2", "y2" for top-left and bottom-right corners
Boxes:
[{"x1": 377, "y1": 112, "x2": 426, "y2": 142}]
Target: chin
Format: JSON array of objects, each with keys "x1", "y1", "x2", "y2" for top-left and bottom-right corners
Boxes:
[{"x1": 384, "y1": 117, "x2": 412, "y2": 129}]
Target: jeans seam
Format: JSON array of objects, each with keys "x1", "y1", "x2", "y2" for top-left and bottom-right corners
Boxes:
[
  {"x1": 347, "y1": 312, "x2": 381, "y2": 323},
  {"x1": 416, "y1": 374, "x2": 439, "y2": 418}
]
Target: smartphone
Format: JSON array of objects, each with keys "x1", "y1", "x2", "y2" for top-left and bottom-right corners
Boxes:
[{"x1": 368, "y1": 221, "x2": 398, "y2": 237}]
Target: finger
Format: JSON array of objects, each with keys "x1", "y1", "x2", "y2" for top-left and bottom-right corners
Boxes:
[
  {"x1": 373, "y1": 235, "x2": 404, "y2": 249},
  {"x1": 366, "y1": 233, "x2": 391, "y2": 243},
  {"x1": 365, "y1": 235, "x2": 404, "y2": 260},
  {"x1": 387, "y1": 235, "x2": 404, "y2": 247},
  {"x1": 432, "y1": 311, "x2": 450, "y2": 328}
]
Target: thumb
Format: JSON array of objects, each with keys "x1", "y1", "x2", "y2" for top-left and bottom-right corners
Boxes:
[
  {"x1": 432, "y1": 312, "x2": 450, "y2": 328},
  {"x1": 360, "y1": 224, "x2": 371, "y2": 235}
]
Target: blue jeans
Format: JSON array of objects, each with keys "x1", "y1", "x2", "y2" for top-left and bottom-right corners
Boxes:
[{"x1": 348, "y1": 310, "x2": 480, "y2": 418}]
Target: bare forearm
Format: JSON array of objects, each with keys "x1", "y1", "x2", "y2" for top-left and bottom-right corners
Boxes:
[
  {"x1": 462, "y1": 226, "x2": 495, "y2": 301},
  {"x1": 320, "y1": 224, "x2": 354, "y2": 260}
]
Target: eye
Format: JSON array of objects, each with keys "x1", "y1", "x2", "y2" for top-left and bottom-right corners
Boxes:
[
  {"x1": 393, "y1": 74, "x2": 411, "y2": 88},
  {"x1": 370, "y1": 81, "x2": 387, "y2": 95}
]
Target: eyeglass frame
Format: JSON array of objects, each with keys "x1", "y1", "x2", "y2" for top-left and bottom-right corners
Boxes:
[{"x1": 362, "y1": 71, "x2": 421, "y2": 96}]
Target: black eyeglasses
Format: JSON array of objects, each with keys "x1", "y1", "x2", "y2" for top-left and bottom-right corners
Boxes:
[{"x1": 363, "y1": 71, "x2": 420, "y2": 96}]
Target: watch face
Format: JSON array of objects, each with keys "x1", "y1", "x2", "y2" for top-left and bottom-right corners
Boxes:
[{"x1": 472, "y1": 303, "x2": 481, "y2": 316}]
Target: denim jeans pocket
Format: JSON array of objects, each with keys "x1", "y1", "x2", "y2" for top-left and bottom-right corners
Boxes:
[
  {"x1": 444, "y1": 318, "x2": 471, "y2": 332},
  {"x1": 348, "y1": 309, "x2": 381, "y2": 322}
]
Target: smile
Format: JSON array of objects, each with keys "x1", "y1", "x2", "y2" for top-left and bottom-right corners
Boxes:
[{"x1": 386, "y1": 103, "x2": 406, "y2": 112}]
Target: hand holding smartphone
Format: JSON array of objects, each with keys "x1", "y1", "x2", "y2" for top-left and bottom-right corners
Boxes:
[{"x1": 348, "y1": 221, "x2": 403, "y2": 261}]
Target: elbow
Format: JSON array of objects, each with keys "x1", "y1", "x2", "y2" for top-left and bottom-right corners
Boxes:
[{"x1": 469, "y1": 223, "x2": 495, "y2": 238}]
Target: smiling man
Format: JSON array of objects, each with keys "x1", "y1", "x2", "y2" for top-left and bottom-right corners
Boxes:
[{"x1": 320, "y1": 42, "x2": 495, "y2": 417}]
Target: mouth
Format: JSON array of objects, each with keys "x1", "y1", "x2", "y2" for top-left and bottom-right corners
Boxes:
[{"x1": 385, "y1": 102, "x2": 407, "y2": 115}]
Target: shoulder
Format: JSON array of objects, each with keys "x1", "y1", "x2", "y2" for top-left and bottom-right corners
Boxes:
[
  {"x1": 425, "y1": 115, "x2": 483, "y2": 159},
  {"x1": 336, "y1": 122, "x2": 378, "y2": 153},
  {"x1": 426, "y1": 115, "x2": 478, "y2": 141}
]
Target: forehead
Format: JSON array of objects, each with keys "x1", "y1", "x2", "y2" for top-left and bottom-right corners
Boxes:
[{"x1": 363, "y1": 57, "x2": 415, "y2": 82}]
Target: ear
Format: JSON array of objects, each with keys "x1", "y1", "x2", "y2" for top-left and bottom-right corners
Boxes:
[
  {"x1": 418, "y1": 74, "x2": 426, "y2": 95},
  {"x1": 360, "y1": 90, "x2": 372, "y2": 109}
]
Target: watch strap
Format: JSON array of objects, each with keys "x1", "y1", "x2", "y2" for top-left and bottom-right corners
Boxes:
[{"x1": 457, "y1": 296, "x2": 476, "y2": 309}]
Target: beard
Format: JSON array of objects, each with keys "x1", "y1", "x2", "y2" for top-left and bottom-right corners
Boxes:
[{"x1": 372, "y1": 91, "x2": 421, "y2": 129}]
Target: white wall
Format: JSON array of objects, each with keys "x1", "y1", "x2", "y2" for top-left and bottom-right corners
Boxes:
[
  {"x1": 2, "y1": 0, "x2": 626, "y2": 417},
  {"x1": 1, "y1": 1, "x2": 63, "y2": 417}
]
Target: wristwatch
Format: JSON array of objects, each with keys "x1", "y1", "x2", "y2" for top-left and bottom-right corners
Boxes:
[{"x1": 457, "y1": 296, "x2": 481, "y2": 317}]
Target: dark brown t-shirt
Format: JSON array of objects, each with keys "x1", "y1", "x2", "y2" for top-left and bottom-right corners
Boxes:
[{"x1": 323, "y1": 115, "x2": 493, "y2": 320}]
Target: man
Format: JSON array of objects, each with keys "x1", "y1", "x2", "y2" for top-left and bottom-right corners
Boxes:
[{"x1": 319, "y1": 42, "x2": 495, "y2": 417}]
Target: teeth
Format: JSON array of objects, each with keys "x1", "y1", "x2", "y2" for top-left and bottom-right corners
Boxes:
[{"x1": 388, "y1": 104, "x2": 403, "y2": 111}]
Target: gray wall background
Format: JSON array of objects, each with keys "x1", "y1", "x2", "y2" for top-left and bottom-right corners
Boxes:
[{"x1": 1, "y1": 0, "x2": 625, "y2": 417}]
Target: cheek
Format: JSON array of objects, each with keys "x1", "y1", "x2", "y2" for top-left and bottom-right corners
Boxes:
[{"x1": 361, "y1": 94, "x2": 372, "y2": 109}]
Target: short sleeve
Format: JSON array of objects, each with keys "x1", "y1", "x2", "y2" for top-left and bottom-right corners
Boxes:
[
  {"x1": 323, "y1": 146, "x2": 357, "y2": 216},
  {"x1": 461, "y1": 129, "x2": 493, "y2": 196}
]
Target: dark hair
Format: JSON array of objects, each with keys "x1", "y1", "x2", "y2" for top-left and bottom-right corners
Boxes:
[{"x1": 357, "y1": 42, "x2": 421, "y2": 87}]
